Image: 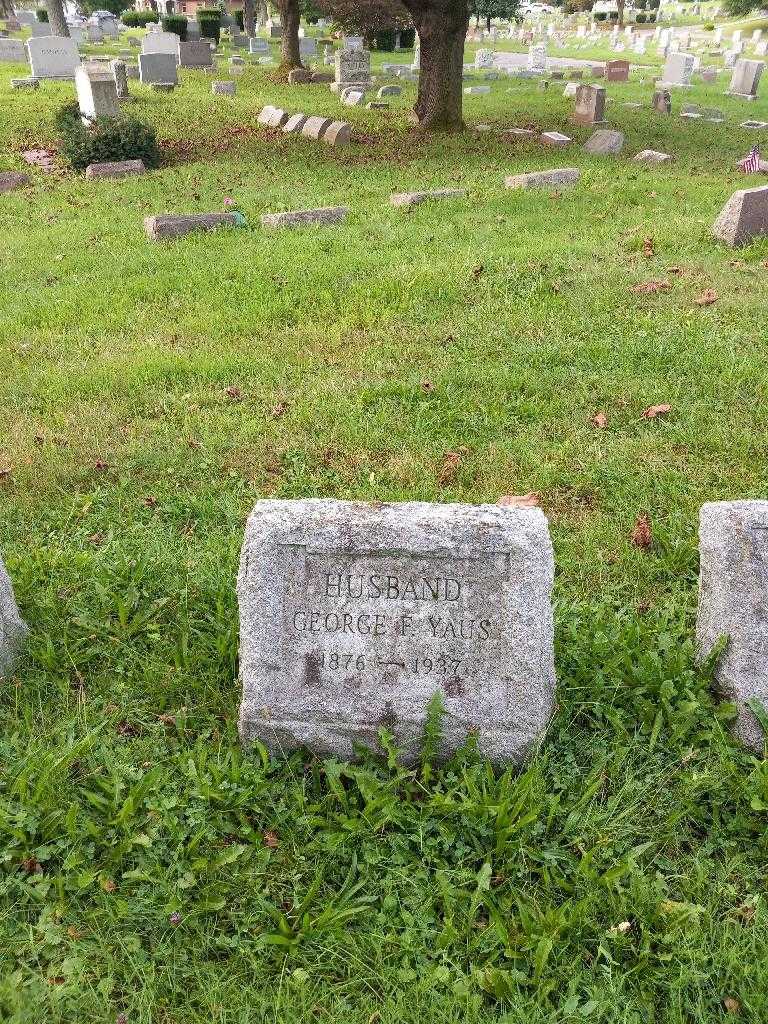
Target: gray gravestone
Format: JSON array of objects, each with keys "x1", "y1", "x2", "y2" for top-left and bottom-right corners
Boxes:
[
  {"x1": 728, "y1": 59, "x2": 764, "y2": 99},
  {"x1": 111, "y1": 58, "x2": 130, "y2": 99},
  {"x1": 570, "y1": 83, "x2": 606, "y2": 125},
  {"x1": 697, "y1": 501, "x2": 768, "y2": 751},
  {"x1": 141, "y1": 30, "x2": 179, "y2": 57},
  {"x1": 237, "y1": 499, "x2": 556, "y2": 763},
  {"x1": 75, "y1": 64, "x2": 120, "y2": 121},
  {"x1": 333, "y1": 45, "x2": 371, "y2": 92},
  {"x1": 139, "y1": 52, "x2": 178, "y2": 85},
  {"x1": 662, "y1": 51, "x2": 695, "y2": 86},
  {"x1": 0, "y1": 39, "x2": 25, "y2": 62},
  {"x1": 712, "y1": 184, "x2": 768, "y2": 246},
  {"x1": 26, "y1": 36, "x2": 80, "y2": 79},
  {"x1": 0, "y1": 554, "x2": 27, "y2": 677},
  {"x1": 179, "y1": 39, "x2": 213, "y2": 68}
]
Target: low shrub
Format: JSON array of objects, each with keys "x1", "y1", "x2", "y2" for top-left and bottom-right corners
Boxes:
[
  {"x1": 235, "y1": 9, "x2": 244, "y2": 29},
  {"x1": 36, "y1": 7, "x2": 48, "y2": 21},
  {"x1": 375, "y1": 28, "x2": 396, "y2": 51},
  {"x1": 704, "y1": 21, "x2": 715, "y2": 29},
  {"x1": 197, "y1": 7, "x2": 222, "y2": 42},
  {"x1": 399, "y1": 26, "x2": 416, "y2": 48},
  {"x1": 121, "y1": 9, "x2": 159, "y2": 26},
  {"x1": 162, "y1": 13, "x2": 188, "y2": 39},
  {"x1": 54, "y1": 101, "x2": 161, "y2": 173}
]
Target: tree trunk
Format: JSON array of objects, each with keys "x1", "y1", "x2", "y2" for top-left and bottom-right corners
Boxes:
[
  {"x1": 257, "y1": 0, "x2": 267, "y2": 27},
  {"x1": 243, "y1": 0, "x2": 255, "y2": 37},
  {"x1": 486, "y1": 15, "x2": 491, "y2": 31},
  {"x1": 401, "y1": 0, "x2": 469, "y2": 131},
  {"x1": 617, "y1": 0, "x2": 625, "y2": 27},
  {"x1": 277, "y1": 0, "x2": 303, "y2": 70},
  {"x1": 45, "y1": 0, "x2": 70, "y2": 37},
  {"x1": 0, "y1": 0, "x2": 15, "y2": 18}
]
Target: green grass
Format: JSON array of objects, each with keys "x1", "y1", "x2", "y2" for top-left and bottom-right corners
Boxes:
[{"x1": 1, "y1": 37, "x2": 768, "y2": 1024}]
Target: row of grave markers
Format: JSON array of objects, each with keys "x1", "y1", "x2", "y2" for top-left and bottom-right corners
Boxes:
[{"x1": 2, "y1": 498, "x2": 767, "y2": 761}]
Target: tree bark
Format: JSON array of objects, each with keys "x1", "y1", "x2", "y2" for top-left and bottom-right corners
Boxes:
[
  {"x1": 401, "y1": 0, "x2": 469, "y2": 131},
  {"x1": 243, "y1": 0, "x2": 255, "y2": 36},
  {"x1": 257, "y1": 0, "x2": 267, "y2": 27},
  {"x1": 45, "y1": 0, "x2": 70, "y2": 37},
  {"x1": 617, "y1": 0, "x2": 625, "y2": 26},
  {"x1": 0, "y1": 0, "x2": 15, "y2": 18},
  {"x1": 277, "y1": 0, "x2": 303, "y2": 69}
]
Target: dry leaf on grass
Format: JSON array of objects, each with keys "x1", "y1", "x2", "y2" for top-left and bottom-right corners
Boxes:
[
  {"x1": 420, "y1": 379, "x2": 435, "y2": 393},
  {"x1": 642, "y1": 237, "x2": 655, "y2": 258},
  {"x1": 631, "y1": 280, "x2": 671, "y2": 295},
  {"x1": 590, "y1": 411, "x2": 608, "y2": 429},
  {"x1": 608, "y1": 921, "x2": 632, "y2": 934},
  {"x1": 631, "y1": 514, "x2": 652, "y2": 549},
  {"x1": 723, "y1": 997, "x2": 741, "y2": 1015},
  {"x1": 438, "y1": 451, "x2": 463, "y2": 486},
  {"x1": 0, "y1": 467, "x2": 11, "y2": 481},
  {"x1": 497, "y1": 493, "x2": 541, "y2": 508},
  {"x1": 224, "y1": 386, "x2": 242, "y2": 402},
  {"x1": 642, "y1": 404, "x2": 671, "y2": 420},
  {"x1": 694, "y1": 289, "x2": 719, "y2": 306},
  {"x1": 270, "y1": 401, "x2": 289, "y2": 418},
  {"x1": 263, "y1": 830, "x2": 279, "y2": 849}
]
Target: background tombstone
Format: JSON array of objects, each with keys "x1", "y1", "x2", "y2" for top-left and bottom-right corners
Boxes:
[
  {"x1": 141, "y1": 31, "x2": 180, "y2": 58},
  {"x1": 0, "y1": 554, "x2": 27, "y2": 678},
  {"x1": 178, "y1": 39, "x2": 213, "y2": 69},
  {"x1": 237, "y1": 499, "x2": 556, "y2": 764},
  {"x1": 728, "y1": 59, "x2": 764, "y2": 100},
  {"x1": 110, "y1": 58, "x2": 130, "y2": 100},
  {"x1": 75, "y1": 63, "x2": 120, "y2": 121},
  {"x1": 604, "y1": 58, "x2": 630, "y2": 81},
  {"x1": 528, "y1": 43, "x2": 547, "y2": 73},
  {"x1": 333, "y1": 45, "x2": 371, "y2": 93},
  {"x1": 570, "y1": 83, "x2": 606, "y2": 125},
  {"x1": 138, "y1": 52, "x2": 178, "y2": 86},
  {"x1": 0, "y1": 39, "x2": 25, "y2": 62},
  {"x1": 662, "y1": 51, "x2": 695, "y2": 86},
  {"x1": 697, "y1": 501, "x2": 768, "y2": 752},
  {"x1": 26, "y1": 36, "x2": 80, "y2": 79}
]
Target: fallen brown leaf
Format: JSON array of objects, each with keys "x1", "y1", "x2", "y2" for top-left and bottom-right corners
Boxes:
[
  {"x1": 723, "y1": 997, "x2": 741, "y2": 1015},
  {"x1": 497, "y1": 493, "x2": 541, "y2": 508},
  {"x1": 271, "y1": 401, "x2": 289, "y2": 418},
  {"x1": 631, "y1": 514, "x2": 652, "y2": 550},
  {"x1": 142, "y1": 495, "x2": 159, "y2": 509},
  {"x1": 590, "y1": 411, "x2": 608, "y2": 429},
  {"x1": 642, "y1": 404, "x2": 671, "y2": 420},
  {"x1": 631, "y1": 280, "x2": 671, "y2": 295},
  {"x1": 471, "y1": 264, "x2": 484, "y2": 279},
  {"x1": 438, "y1": 451, "x2": 462, "y2": 487},
  {"x1": 420, "y1": 379, "x2": 434, "y2": 393},
  {"x1": 224, "y1": 386, "x2": 242, "y2": 402},
  {"x1": 694, "y1": 288, "x2": 718, "y2": 306},
  {"x1": 94, "y1": 459, "x2": 109, "y2": 471},
  {"x1": 0, "y1": 467, "x2": 11, "y2": 481},
  {"x1": 642, "y1": 237, "x2": 655, "y2": 258},
  {"x1": 101, "y1": 878, "x2": 117, "y2": 893},
  {"x1": 263, "y1": 830, "x2": 279, "y2": 849},
  {"x1": 667, "y1": 266, "x2": 684, "y2": 276}
]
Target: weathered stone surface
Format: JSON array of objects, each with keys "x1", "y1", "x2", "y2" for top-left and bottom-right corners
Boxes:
[
  {"x1": 323, "y1": 120, "x2": 351, "y2": 146},
  {"x1": 633, "y1": 149, "x2": 673, "y2": 163},
  {"x1": 179, "y1": 40, "x2": 213, "y2": 68},
  {"x1": 141, "y1": 30, "x2": 179, "y2": 57},
  {"x1": 712, "y1": 184, "x2": 768, "y2": 246},
  {"x1": 0, "y1": 38, "x2": 25, "y2": 62},
  {"x1": 378, "y1": 84, "x2": 401, "y2": 97},
  {"x1": 571, "y1": 83, "x2": 606, "y2": 125},
  {"x1": 0, "y1": 553, "x2": 27, "y2": 677},
  {"x1": 111, "y1": 59, "x2": 130, "y2": 99},
  {"x1": 341, "y1": 87, "x2": 366, "y2": 105},
  {"x1": 728, "y1": 58, "x2": 764, "y2": 99},
  {"x1": 144, "y1": 212, "x2": 240, "y2": 241},
  {"x1": 505, "y1": 167, "x2": 580, "y2": 189},
  {"x1": 311, "y1": 71, "x2": 334, "y2": 84},
  {"x1": 604, "y1": 58, "x2": 630, "y2": 81},
  {"x1": 583, "y1": 129, "x2": 625, "y2": 155},
  {"x1": 334, "y1": 44, "x2": 371, "y2": 92},
  {"x1": 11, "y1": 78, "x2": 40, "y2": 89},
  {"x1": 282, "y1": 112, "x2": 308, "y2": 133},
  {"x1": 0, "y1": 171, "x2": 31, "y2": 193},
  {"x1": 652, "y1": 88, "x2": 671, "y2": 113},
  {"x1": 366, "y1": 101, "x2": 389, "y2": 110},
  {"x1": 661, "y1": 51, "x2": 694, "y2": 86},
  {"x1": 260, "y1": 206, "x2": 349, "y2": 229},
  {"x1": 266, "y1": 107, "x2": 290, "y2": 128},
  {"x1": 257, "y1": 104, "x2": 276, "y2": 124},
  {"x1": 504, "y1": 127, "x2": 536, "y2": 139},
  {"x1": 390, "y1": 188, "x2": 466, "y2": 207},
  {"x1": 237, "y1": 499, "x2": 555, "y2": 763},
  {"x1": 563, "y1": 81, "x2": 579, "y2": 97},
  {"x1": 139, "y1": 52, "x2": 178, "y2": 86},
  {"x1": 75, "y1": 64, "x2": 120, "y2": 122},
  {"x1": 86, "y1": 159, "x2": 146, "y2": 180},
  {"x1": 301, "y1": 115, "x2": 333, "y2": 140},
  {"x1": 697, "y1": 501, "x2": 768, "y2": 752},
  {"x1": 212, "y1": 80, "x2": 236, "y2": 95}
]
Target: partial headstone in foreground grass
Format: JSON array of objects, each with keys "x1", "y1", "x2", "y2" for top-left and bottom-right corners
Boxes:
[
  {"x1": 260, "y1": 207, "x2": 349, "y2": 229},
  {"x1": 212, "y1": 80, "x2": 236, "y2": 95},
  {"x1": 652, "y1": 88, "x2": 671, "y2": 114},
  {"x1": 323, "y1": 121, "x2": 351, "y2": 146},
  {"x1": 237, "y1": 499, "x2": 556, "y2": 764},
  {"x1": 633, "y1": 149, "x2": 673, "y2": 163},
  {"x1": 570, "y1": 83, "x2": 606, "y2": 125},
  {"x1": 75, "y1": 64, "x2": 120, "y2": 122},
  {"x1": 0, "y1": 171, "x2": 31, "y2": 193},
  {"x1": 583, "y1": 129, "x2": 624, "y2": 155},
  {"x1": 282, "y1": 113, "x2": 308, "y2": 133},
  {"x1": 712, "y1": 184, "x2": 768, "y2": 246},
  {"x1": 505, "y1": 167, "x2": 580, "y2": 189},
  {"x1": 301, "y1": 115, "x2": 333, "y2": 140},
  {"x1": 144, "y1": 213, "x2": 241, "y2": 241},
  {"x1": 390, "y1": 189, "x2": 466, "y2": 207},
  {"x1": 697, "y1": 501, "x2": 768, "y2": 752},
  {"x1": 0, "y1": 553, "x2": 27, "y2": 677}
]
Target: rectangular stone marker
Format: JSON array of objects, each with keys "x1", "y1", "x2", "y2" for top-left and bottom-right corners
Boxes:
[
  {"x1": 139, "y1": 52, "x2": 178, "y2": 86},
  {"x1": 179, "y1": 40, "x2": 213, "y2": 68},
  {"x1": 528, "y1": 43, "x2": 547, "y2": 73},
  {"x1": 505, "y1": 167, "x2": 580, "y2": 189},
  {"x1": 144, "y1": 212, "x2": 240, "y2": 241},
  {"x1": 141, "y1": 30, "x2": 180, "y2": 57},
  {"x1": 0, "y1": 39, "x2": 25, "y2": 62},
  {"x1": 0, "y1": 553, "x2": 27, "y2": 677},
  {"x1": 26, "y1": 36, "x2": 80, "y2": 80},
  {"x1": 86, "y1": 158, "x2": 145, "y2": 180},
  {"x1": 0, "y1": 171, "x2": 31, "y2": 193},
  {"x1": 260, "y1": 206, "x2": 349, "y2": 228},
  {"x1": 604, "y1": 58, "x2": 630, "y2": 81},
  {"x1": 728, "y1": 59, "x2": 764, "y2": 99},
  {"x1": 75, "y1": 64, "x2": 120, "y2": 122},
  {"x1": 390, "y1": 189, "x2": 466, "y2": 207},
  {"x1": 249, "y1": 37, "x2": 270, "y2": 54},
  {"x1": 237, "y1": 499, "x2": 555, "y2": 763},
  {"x1": 697, "y1": 501, "x2": 768, "y2": 752},
  {"x1": 333, "y1": 45, "x2": 371, "y2": 92},
  {"x1": 570, "y1": 83, "x2": 605, "y2": 125},
  {"x1": 662, "y1": 51, "x2": 695, "y2": 86}
]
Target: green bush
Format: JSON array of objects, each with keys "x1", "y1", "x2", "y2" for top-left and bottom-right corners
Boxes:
[
  {"x1": 635, "y1": 13, "x2": 647, "y2": 22},
  {"x1": 375, "y1": 28, "x2": 396, "y2": 51},
  {"x1": 121, "y1": 9, "x2": 159, "y2": 26},
  {"x1": 235, "y1": 9, "x2": 244, "y2": 29},
  {"x1": 399, "y1": 27, "x2": 416, "y2": 48},
  {"x1": 54, "y1": 101, "x2": 161, "y2": 174},
  {"x1": 162, "y1": 13, "x2": 188, "y2": 39},
  {"x1": 593, "y1": 11, "x2": 607, "y2": 19},
  {"x1": 36, "y1": 7, "x2": 48, "y2": 22},
  {"x1": 197, "y1": 7, "x2": 222, "y2": 43},
  {"x1": 704, "y1": 21, "x2": 715, "y2": 29}
]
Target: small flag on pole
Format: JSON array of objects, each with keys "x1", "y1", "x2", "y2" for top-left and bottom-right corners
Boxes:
[{"x1": 738, "y1": 146, "x2": 761, "y2": 173}]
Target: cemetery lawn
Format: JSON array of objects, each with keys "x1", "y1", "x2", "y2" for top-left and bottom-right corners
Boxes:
[{"x1": 2, "y1": 50, "x2": 768, "y2": 1024}]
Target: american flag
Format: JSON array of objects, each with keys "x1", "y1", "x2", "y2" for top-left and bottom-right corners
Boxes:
[{"x1": 739, "y1": 146, "x2": 761, "y2": 173}]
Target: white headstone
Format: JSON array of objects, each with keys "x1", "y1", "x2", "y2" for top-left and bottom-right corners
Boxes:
[{"x1": 26, "y1": 36, "x2": 80, "y2": 79}]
